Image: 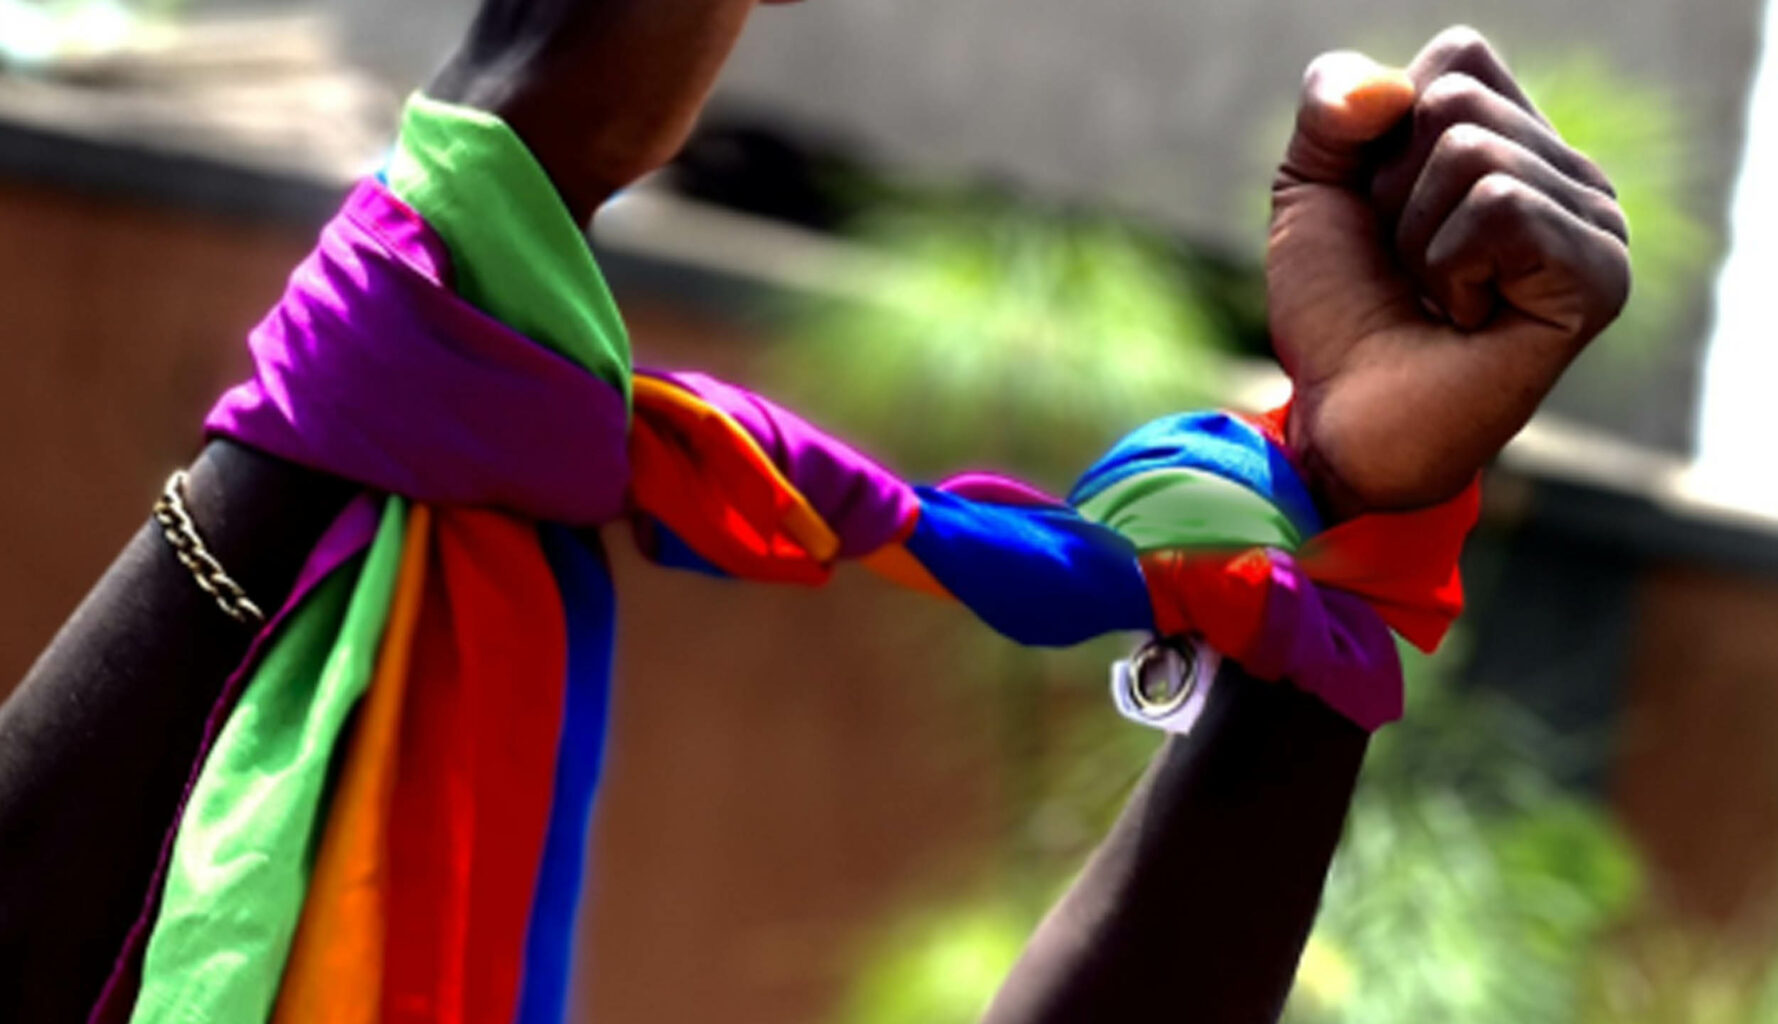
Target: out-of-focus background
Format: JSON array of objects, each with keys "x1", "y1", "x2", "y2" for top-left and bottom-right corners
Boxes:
[{"x1": 3, "y1": 0, "x2": 1777, "y2": 1020}]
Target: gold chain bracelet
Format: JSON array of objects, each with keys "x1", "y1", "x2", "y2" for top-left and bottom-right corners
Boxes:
[{"x1": 151, "y1": 470, "x2": 267, "y2": 627}]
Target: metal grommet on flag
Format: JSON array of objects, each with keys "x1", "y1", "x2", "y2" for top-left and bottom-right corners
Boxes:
[{"x1": 1110, "y1": 634, "x2": 1220, "y2": 736}]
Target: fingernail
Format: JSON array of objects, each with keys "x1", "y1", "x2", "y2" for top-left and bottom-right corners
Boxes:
[
  {"x1": 1308, "y1": 52, "x2": 1413, "y2": 130},
  {"x1": 1341, "y1": 66, "x2": 1414, "y2": 118}
]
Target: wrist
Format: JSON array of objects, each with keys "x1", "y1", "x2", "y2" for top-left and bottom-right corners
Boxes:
[{"x1": 1277, "y1": 402, "x2": 1366, "y2": 524}]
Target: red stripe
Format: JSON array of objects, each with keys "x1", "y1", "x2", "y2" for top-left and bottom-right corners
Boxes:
[
  {"x1": 1297, "y1": 476, "x2": 1478, "y2": 651},
  {"x1": 1142, "y1": 549, "x2": 1274, "y2": 659},
  {"x1": 384, "y1": 509, "x2": 567, "y2": 1024}
]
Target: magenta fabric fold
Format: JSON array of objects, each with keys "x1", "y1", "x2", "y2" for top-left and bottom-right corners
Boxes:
[
  {"x1": 1246, "y1": 550, "x2": 1403, "y2": 731},
  {"x1": 649, "y1": 370, "x2": 921, "y2": 556},
  {"x1": 205, "y1": 182, "x2": 630, "y2": 526},
  {"x1": 88, "y1": 495, "x2": 383, "y2": 1024},
  {"x1": 936, "y1": 473, "x2": 1068, "y2": 508}
]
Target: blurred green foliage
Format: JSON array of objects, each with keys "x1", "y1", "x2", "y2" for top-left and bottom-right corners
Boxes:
[
  {"x1": 1520, "y1": 55, "x2": 1718, "y2": 376},
  {"x1": 766, "y1": 192, "x2": 1231, "y2": 490},
  {"x1": 1283, "y1": 644, "x2": 1641, "y2": 1024},
  {"x1": 834, "y1": 904, "x2": 1032, "y2": 1024}
]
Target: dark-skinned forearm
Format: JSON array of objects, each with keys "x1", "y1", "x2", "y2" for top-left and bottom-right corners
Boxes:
[
  {"x1": 0, "y1": 441, "x2": 357, "y2": 1019},
  {"x1": 983, "y1": 669, "x2": 1367, "y2": 1024}
]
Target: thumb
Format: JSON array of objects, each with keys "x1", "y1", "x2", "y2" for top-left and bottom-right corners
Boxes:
[{"x1": 1280, "y1": 51, "x2": 1415, "y2": 187}]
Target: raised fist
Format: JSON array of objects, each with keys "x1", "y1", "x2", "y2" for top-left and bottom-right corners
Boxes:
[{"x1": 1268, "y1": 27, "x2": 1631, "y2": 516}]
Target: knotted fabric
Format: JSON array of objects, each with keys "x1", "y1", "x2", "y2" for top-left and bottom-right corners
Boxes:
[{"x1": 90, "y1": 95, "x2": 1478, "y2": 1024}]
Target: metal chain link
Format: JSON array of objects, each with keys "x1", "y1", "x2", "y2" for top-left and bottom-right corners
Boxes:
[{"x1": 151, "y1": 470, "x2": 267, "y2": 627}]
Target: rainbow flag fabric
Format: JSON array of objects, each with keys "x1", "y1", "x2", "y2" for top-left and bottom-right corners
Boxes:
[{"x1": 86, "y1": 95, "x2": 1477, "y2": 1024}]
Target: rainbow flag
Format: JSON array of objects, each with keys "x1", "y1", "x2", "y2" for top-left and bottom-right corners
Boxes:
[{"x1": 87, "y1": 95, "x2": 1476, "y2": 1024}]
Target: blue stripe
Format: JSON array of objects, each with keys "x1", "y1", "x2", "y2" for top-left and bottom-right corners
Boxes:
[
  {"x1": 905, "y1": 487, "x2": 1154, "y2": 647},
  {"x1": 638, "y1": 518, "x2": 730, "y2": 579},
  {"x1": 1066, "y1": 412, "x2": 1323, "y2": 538},
  {"x1": 518, "y1": 526, "x2": 618, "y2": 1024}
]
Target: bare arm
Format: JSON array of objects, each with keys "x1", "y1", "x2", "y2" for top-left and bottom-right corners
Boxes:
[{"x1": 983, "y1": 670, "x2": 1365, "y2": 1023}]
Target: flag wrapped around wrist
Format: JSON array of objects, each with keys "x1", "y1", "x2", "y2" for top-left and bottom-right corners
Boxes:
[{"x1": 89, "y1": 94, "x2": 1477, "y2": 1024}]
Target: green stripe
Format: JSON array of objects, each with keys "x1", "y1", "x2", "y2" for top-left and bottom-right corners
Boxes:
[
  {"x1": 386, "y1": 93, "x2": 632, "y2": 403},
  {"x1": 1074, "y1": 467, "x2": 1301, "y2": 553},
  {"x1": 131, "y1": 498, "x2": 408, "y2": 1024}
]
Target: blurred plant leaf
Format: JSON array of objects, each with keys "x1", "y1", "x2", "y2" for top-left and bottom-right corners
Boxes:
[
  {"x1": 766, "y1": 193, "x2": 1232, "y2": 489},
  {"x1": 1520, "y1": 54, "x2": 1718, "y2": 376},
  {"x1": 835, "y1": 902, "x2": 1031, "y2": 1024}
]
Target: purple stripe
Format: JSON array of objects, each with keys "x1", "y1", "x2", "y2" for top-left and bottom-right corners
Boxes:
[
  {"x1": 936, "y1": 472, "x2": 1066, "y2": 508},
  {"x1": 206, "y1": 182, "x2": 628, "y2": 526},
  {"x1": 87, "y1": 496, "x2": 382, "y2": 1024},
  {"x1": 1246, "y1": 550, "x2": 1403, "y2": 731},
  {"x1": 647, "y1": 370, "x2": 920, "y2": 556}
]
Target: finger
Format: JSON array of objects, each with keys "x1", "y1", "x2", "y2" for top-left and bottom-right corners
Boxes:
[
  {"x1": 1279, "y1": 50, "x2": 1415, "y2": 187},
  {"x1": 1397, "y1": 124, "x2": 1628, "y2": 296},
  {"x1": 1370, "y1": 71, "x2": 1618, "y2": 223},
  {"x1": 1403, "y1": 25, "x2": 1542, "y2": 121},
  {"x1": 1423, "y1": 172, "x2": 1632, "y2": 334}
]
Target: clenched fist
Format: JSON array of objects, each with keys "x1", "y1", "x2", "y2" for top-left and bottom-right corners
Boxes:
[{"x1": 1268, "y1": 27, "x2": 1631, "y2": 516}]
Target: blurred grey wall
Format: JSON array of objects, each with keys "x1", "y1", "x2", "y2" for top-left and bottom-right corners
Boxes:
[
  {"x1": 325, "y1": 0, "x2": 476, "y2": 88},
  {"x1": 722, "y1": 2, "x2": 1758, "y2": 241},
  {"x1": 330, "y1": 1, "x2": 1759, "y2": 237}
]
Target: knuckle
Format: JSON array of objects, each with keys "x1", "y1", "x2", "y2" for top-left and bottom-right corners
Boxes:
[
  {"x1": 1431, "y1": 25, "x2": 1497, "y2": 70},
  {"x1": 1416, "y1": 72, "x2": 1486, "y2": 131},
  {"x1": 1573, "y1": 152, "x2": 1619, "y2": 198},
  {"x1": 1434, "y1": 24, "x2": 1490, "y2": 55},
  {"x1": 1599, "y1": 242, "x2": 1633, "y2": 313},
  {"x1": 1471, "y1": 171, "x2": 1533, "y2": 218},
  {"x1": 1432, "y1": 121, "x2": 1501, "y2": 173},
  {"x1": 1591, "y1": 194, "x2": 1631, "y2": 242},
  {"x1": 1571, "y1": 243, "x2": 1633, "y2": 337}
]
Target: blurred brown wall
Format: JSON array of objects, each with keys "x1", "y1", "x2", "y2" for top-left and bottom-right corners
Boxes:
[
  {"x1": 0, "y1": 178, "x2": 295, "y2": 690},
  {"x1": 0, "y1": 181, "x2": 999, "y2": 1023},
  {"x1": 1617, "y1": 565, "x2": 1778, "y2": 949}
]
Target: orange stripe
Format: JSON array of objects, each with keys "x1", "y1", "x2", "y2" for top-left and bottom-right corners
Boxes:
[
  {"x1": 635, "y1": 377, "x2": 837, "y2": 559},
  {"x1": 272, "y1": 503, "x2": 432, "y2": 1024},
  {"x1": 860, "y1": 541, "x2": 953, "y2": 600},
  {"x1": 630, "y1": 376, "x2": 839, "y2": 581}
]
